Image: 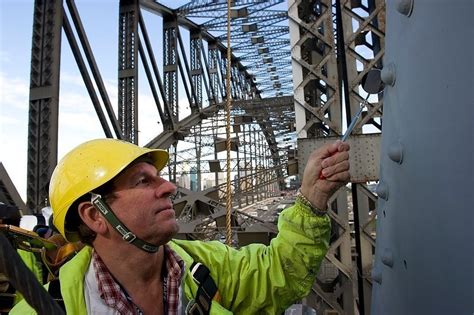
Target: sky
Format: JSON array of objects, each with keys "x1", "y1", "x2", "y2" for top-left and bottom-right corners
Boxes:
[
  {"x1": 0, "y1": 0, "x2": 192, "y2": 202},
  {"x1": 0, "y1": 0, "x2": 376, "y2": 206}
]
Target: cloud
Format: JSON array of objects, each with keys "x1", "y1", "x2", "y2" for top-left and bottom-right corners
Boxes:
[
  {"x1": 0, "y1": 69, "x2": 194, "y2": 201},
  {"x1": 137, "y1": 95, "x2": 192, "y2": 145},
  {"x1": 0, "y1": 72, "x2": 106, "y2": 200},
  {"x1": 0, "y1": 72, "x2": 29, "y2": 110},
  {"x1": 0, "y1": 133, "x2": 28, "y2": 201},
  {"x1": 137, "y1": 93, "x2": 164, "y2": 144},
  {"x1": 0, "y1": 115, "x2": 21, "y2": 126},
  {"x1": 61, "y1": 72, "x2": 89, "y2": 87},
  {"x1": 0, "y1": 73, "x2": 29, "y2": 200}
]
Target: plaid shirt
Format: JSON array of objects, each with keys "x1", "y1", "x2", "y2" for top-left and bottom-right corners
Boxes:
[{"x1": 93, "y1": 245, "x2": 184, "y2": 315}]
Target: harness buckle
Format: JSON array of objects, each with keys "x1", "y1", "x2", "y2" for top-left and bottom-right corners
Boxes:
[
  {"x1": 186, "y1": 299, "x2": 205, "y2": 315},
  {"x1": 122, "y1": 232, "x2": 136, "y2": 243},
  {"x1": 191, "y1": 262, "x2": 203, "y2": 284}
]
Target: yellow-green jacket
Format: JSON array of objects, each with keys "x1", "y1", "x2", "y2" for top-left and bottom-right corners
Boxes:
[
  {"x1": 11, "y1": 201, "x2": 330, "y2": 314},
  {"x1": 14, "y1": 250, "x2": 44, "y2": 305}
]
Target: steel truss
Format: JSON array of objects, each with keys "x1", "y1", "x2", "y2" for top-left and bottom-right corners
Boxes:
[
  {"x1": 24, "y1": 0, "x2": 295, "y2": 245},
  {"x1": 26, "y1": 0, "x2": 62, "y2": 211},
  {"x1": 19, "y1": 1, "x2": 386, "y2": 313},
  {"x1": 289, "y1": 0, "x2": 385, "y2": 314}
]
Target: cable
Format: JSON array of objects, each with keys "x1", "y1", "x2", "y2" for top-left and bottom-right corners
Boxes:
[
  {"x1": 224, "y1": 0, "x2": 233, "y2": 246},
  {"x1": 0, "y1": 233, "x2": 64, "y2": 314}
]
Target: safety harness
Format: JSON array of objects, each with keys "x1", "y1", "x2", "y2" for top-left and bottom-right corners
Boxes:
[
  {"x1": 186, "y1": 262, "x2": 221, "y2": 315},
  {"x1": 68, "y1": 194, "x2": 220, "y2": 313},
  {"x1": 48, "y1": 261, "x2": 220, "y2": 314},
  {"x1": 47, "y1": 279, "x2": 65, "y2": 311}
]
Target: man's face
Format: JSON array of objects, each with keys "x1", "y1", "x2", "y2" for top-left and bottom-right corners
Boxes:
[{"x1": 107, "y1": 161, "x2": 179, "y2": 246}]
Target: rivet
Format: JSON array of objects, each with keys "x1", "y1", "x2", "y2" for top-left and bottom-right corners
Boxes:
[
  {"x1": 388, "y1": 141, "x2": 403, "y2": 164},
  {"x1": 372, "y1": 268, "x2": 382, "y2": 284},
  {"x1": 396, "y1": 0, "x2": 414, "y2": 17},
  {"x1": 381, "y1": 248, "x2": 394, "y2": 268},
  {"x1": 381, "y1": 63, "x2": 396, "y2": 86},
  {"x1": 376, "y1": 182, "x2": 389, "y2": 201}
]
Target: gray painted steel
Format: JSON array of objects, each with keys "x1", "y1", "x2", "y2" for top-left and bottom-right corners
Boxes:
[
  {"x1": 26, "y1": 0, "x2": 62, "y2": 213},
  {"x1": 0, "y1": 163, "x2": 27, "y2": 213},
  {"x1": 298, "y1": 135, "x2": 381, "y2": 183},
  {"x1": 372, "y1": 1, "x2": 473, "y2": 314}
]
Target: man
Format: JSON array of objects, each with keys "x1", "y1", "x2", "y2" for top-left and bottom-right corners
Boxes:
[{"x1": 11, "y1": 138, "x2": 350, "y2": 314}]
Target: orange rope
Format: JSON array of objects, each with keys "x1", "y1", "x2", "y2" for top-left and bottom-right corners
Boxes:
[{"x1": 225, "y1": 0, "x2": 233, "y2": 246}]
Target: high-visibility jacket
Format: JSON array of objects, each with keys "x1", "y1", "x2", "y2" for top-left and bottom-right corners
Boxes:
[
  {"x1": 13, "y1": 250, "x2": 44, "y2": 305},
  {"x1": 10, "y1": 200, "x2": 330, "y2": 314}
]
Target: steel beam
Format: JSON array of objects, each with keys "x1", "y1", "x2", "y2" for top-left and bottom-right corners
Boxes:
[
  {"x1": 26, "y1": 0, "x2": 62, "y2": 213},
  {"x1": 65, "y1": 0, "x2": 122, "y2": 139},
  {"x1": 163, "y1": 14, "x2": 179, "y2": 121},
  {"x1": 289, "y1": 0, "x2": 385, "y2": 313},
  {"x1": 118, "y1": 0, "x2": 140, "y2": 143},
  {"x1": 0, "y1": 163, "x2": 27, "y2": 214}
]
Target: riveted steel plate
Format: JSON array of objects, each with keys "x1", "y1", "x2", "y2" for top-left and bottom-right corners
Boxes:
[{"x1": 297, "y1": 134, "x2": 381, "y2": 183}]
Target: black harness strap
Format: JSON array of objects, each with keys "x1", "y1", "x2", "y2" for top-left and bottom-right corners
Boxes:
[
  {"x1": 44, "y1": 262, "x2": 219, "y2": 315},
  {"x1": 34, "y1": 214, "x2": 46, "y2": 226},
  {"x1": 187, "y1": 262, "x2": 218, "y2": 315},
  {"x1": 0, "y1": 283, "x2": 16, "y2": 312},
  {"x1": 47, "y1": 279, "x2": 65, "y2": 311}
]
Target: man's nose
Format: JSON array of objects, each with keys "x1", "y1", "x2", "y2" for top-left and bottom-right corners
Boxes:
[{"x1": 155, "y1": 178, "x2": 177, "y2": 198}]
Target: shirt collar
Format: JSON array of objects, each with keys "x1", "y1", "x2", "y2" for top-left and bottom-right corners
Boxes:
[{"x1": 92, "y1": 245, "x2": 185, "y2": 314}]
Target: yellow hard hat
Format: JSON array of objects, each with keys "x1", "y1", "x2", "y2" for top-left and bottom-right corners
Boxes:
[{"x1": 49, "y1": 138, "x2": 169, "y2": 241}]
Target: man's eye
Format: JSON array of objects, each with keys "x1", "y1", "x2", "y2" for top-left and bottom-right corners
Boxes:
[{"x1": 136, "y1": 177, "x2": 149, "y2": 186}]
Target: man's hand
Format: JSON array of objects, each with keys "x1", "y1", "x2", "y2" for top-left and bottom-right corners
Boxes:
[{"x1": 300, "y1": 141, "x2": 350, "y2": 211}]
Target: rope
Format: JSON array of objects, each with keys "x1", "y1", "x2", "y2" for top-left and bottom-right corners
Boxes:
[
  {"x1": 224, "y1": 0, "x2": 233, "y2": 246},
  {"x1": 0, "y1": 233, "x2": 64, "y2": 314}
]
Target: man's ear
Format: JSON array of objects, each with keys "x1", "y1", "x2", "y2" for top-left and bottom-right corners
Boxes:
[{"x1": 78, "y1": 201, "x2": 108, "y2": 235}]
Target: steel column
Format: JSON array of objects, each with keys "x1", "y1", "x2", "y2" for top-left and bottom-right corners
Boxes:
[
  {"x1": 207, "y1": 42, "x2": 221, "y2": 103},
  {"x1": 190, "y1": 30, "x2": 203, "y2": 108},
  {"x1": 290, "y1": 0, "x2": 385, "y2": 314},
  {"x1": 26, "y1": 0, "x2": 63, "y2": 212},
  {"x1": 163, "y1": 15, "x2": 179, "y2": 121},
  {"x1": 118, "y1": 0, "x2": 139, "y2": 143}
]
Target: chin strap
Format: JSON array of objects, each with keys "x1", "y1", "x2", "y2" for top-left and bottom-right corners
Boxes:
[{"x1": 90, "y1": 193, "x2": 159, "y2": 253}]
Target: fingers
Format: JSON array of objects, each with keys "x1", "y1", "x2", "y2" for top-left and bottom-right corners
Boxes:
[
  {"x1": 337, "y1": 141, "x2": 350, "y2": 152},
  {"x1": 320, "y1": 141, "x2": 350, "y2": 180},
  {"x1": 321, "y1": 159, "x2": 350, "y2": 179},
  {"x1": 301, "y1": 140, "x2": 351, "y2": 207},
  {"x1": 330, "y1": 140, "x2": 350, "y2": 152},
  {"x1": 319, "y1": 141, "x2": 350, "y2": 161},
  {"x1": 306, "y1": 140, "x2": 351, "y2": 183},
  {"x1": 313, "y1": 141, "x2": 350, "y2": 162},
  {"x1": 322, "y1": 150, "x2": 349, "y2": 168},
  {"x1": 324, "y1": 169, "x2": 351, "y2": 182}
]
